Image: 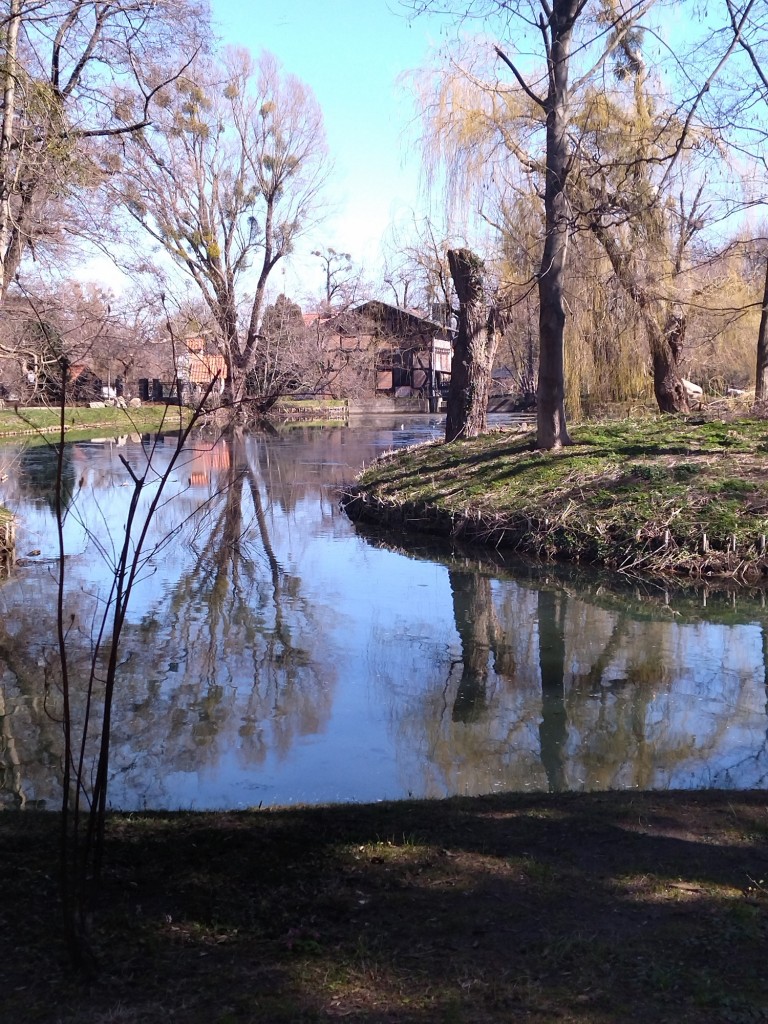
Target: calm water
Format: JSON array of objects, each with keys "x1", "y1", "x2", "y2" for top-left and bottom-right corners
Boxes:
[{"x1": 1, "y1": 416, "x2": 767, "y2": 810}]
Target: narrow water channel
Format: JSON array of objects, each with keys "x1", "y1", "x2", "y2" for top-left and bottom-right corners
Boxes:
[{"x1": 0, "y1": 416, "x2": 766, "y2": 810}]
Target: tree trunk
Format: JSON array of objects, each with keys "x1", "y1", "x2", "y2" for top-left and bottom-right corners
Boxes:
[
  {"x1": 449, "y1": 569, "x2": 494, "y2": 724},
  {"x1": 588, "y1": 220, "x2": 689, "y2": 414},
  {"x1": 444, "y1": 248, "x2": 499, "y2": 443},
  {"x1": 537, "y1": 589, "x2": 568, "y2": 793},
  {"x1": 755, "y1": 256, "x2": 768, "y2": 402},
  {"x1": 536, "y1": 1, "x2": 577, "y2": 451},
  {"x1": 649, "y1": 312, "x2": 689, "y2": 413},
  {"x1": 216, "y1": 291, "x2": 249, "y2": 414},
  {"x1": 0, "y1": 0, "x2": 21, "y2": 304}
]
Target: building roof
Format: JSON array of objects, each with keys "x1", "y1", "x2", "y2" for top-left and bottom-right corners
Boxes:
[
  {"x1": 187, "y1": 351, "x2": 227, "y2": 384},
  {"x1": 68, "y1": 364, "x2": 94, "y2": 383},
  {"x1": 351, "y1": 300, "x2": 455, "y2": 336}
]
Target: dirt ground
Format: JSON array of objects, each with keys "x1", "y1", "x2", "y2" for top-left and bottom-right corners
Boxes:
[{"x1": 2, "y1": 790, "x2": 767, "y2": 1023}]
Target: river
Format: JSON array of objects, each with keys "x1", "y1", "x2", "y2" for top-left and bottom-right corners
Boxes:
[{"x1": 0, "y1": 415, "x2": 766, "y2": 810}]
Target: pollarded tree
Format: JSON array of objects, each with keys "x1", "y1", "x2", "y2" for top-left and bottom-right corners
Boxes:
[
  {"x1": 0, "y1": 0, "x2": 206, "y2": 301},
  {"x1": 444, "y1": 247, "x2": 500, "y2": 440},
  {"x1": 111, "y1": 48, "x2": 328, "y2": 415}
]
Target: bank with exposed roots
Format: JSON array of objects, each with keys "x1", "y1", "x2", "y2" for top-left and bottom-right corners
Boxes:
[{"x1": 342, "y1": 417, "x2": 768, "y2": 583}]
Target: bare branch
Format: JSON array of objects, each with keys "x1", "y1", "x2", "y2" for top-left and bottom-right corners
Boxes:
[{"x1": 494, "y1": 45, "x2": 546, "y2": 110}]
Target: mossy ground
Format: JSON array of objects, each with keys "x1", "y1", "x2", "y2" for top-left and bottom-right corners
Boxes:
[
  {"x1": 2, "y1": 792, "x2": 767, "y2": 1023},
  {"x1": 345, "y1": 417, "x2": 768, "y2": 580}
]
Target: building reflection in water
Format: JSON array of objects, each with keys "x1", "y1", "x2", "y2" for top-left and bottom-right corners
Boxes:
[{"x1": 0, "y1": 420, "x2": 767, "y2": 809}]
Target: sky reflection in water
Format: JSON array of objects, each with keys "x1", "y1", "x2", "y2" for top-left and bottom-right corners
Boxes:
[{"x1": 0, "y1": 416, "x2": 767, "y2": 810}]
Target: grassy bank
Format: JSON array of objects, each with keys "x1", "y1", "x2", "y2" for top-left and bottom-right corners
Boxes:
[
  {"x1": 0, "y1": 403, "x2": 191, "y2": 439},
  {"x1": 269, "y1": 399, "x2": 349, "y2": 428},
  {"x1": 2, "y1": 792, "x2": 767, "y2": 1023},
  {"x1": 344, "y1": 417, "x2": 768, "y2": 582}
]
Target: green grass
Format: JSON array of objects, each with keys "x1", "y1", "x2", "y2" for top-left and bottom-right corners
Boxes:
[
  {"x1": 345, "y1": 416, "x2": 768, "y2": 580},
  {"x1": 0, "y1": 403, "x2": 191, "y2": 437}
]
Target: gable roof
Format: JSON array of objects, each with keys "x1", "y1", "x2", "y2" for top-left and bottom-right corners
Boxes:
[{"x1": 351, "y1": 300, "x2": 452, "y2": 333}]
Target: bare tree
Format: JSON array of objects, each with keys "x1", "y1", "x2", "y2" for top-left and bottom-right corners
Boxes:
[
  {"x1": 382, "y1": 215, "x2": 456, "y2": 318},
  {"x1": 0, "y1": 279, "x2": 176, "y2": 402},
  {"x1": 0, "y1": 0, "x2": 207, "y2": 300},
  {"x1": 112, "y1": 48, "x2": 329, "y2": 416},
  {"x1": 311, "y1": 246, "x2": 359, "y2": 308},
  {"x1": 0, "y1": 282, "x2": 112, "y2": 400}
]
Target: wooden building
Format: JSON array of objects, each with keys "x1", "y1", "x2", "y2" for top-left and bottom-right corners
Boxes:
[
  {"x1": 315, "y1": 301, "x2": 454, "y2": 405},
  {"x1": 139, "y1": 337, "x2": 227, "y2": 405}
]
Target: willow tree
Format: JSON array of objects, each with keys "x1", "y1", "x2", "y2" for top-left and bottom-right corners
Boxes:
[
  {"x1": 570, "y1": 9, "x2": 757, "y2": 412},
  {"x1": 413, "y1": 0, "x2": 661, "y2": 449},
  {"x1": 111, "y1": 48, "x2": 328, "y2": 414},
  {"x1": 571, "y1": 61, "x2": 697, "y2": 412},
  {"x1": 722, "y1": 0, "x2": 768, "y2": 400}
]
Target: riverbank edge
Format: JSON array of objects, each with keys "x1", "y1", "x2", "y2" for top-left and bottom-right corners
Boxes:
[
  {"x1": 0, "y1": 404, "x2": 191, "y2": 439},
  {"x1": 0, "y1": 407, "x2": 194, "y2": 565},
  {"x1": 342, "y1": 417, "x2": 768, "y2": 583},
  {"x1": 2, "y1": 790, "x2": 768, "y2": 1023}
]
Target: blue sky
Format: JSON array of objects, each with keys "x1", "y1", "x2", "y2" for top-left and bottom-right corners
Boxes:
[
  {"x1": 79, "y1": 2, "x2": 729, "y2": 304},
  {"x1": 206, "y1": 2, "x2": 714, "y2": 302},
  {"x1": 211, "y1": 0, "x2": 450, "y2": 298}
]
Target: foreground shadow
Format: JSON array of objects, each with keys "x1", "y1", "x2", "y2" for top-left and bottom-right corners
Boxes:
[{"x1": 3, "y1": 791, "x2": 768, "y2": 1023}]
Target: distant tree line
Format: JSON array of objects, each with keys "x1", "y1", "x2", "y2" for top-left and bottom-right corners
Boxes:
[{"x1": 2, "y1": 1, "x2": 768, "y2": 447}]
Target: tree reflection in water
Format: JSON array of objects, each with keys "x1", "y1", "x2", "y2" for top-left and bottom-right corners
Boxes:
[
  {"x1": 0, "y1": 431, "x2": 334, "y2": 808},
  {"x1": 109, "y1": 433, "x2": 331, "y2": 804},
  {"x1": 2, "y1": 422, "x2": 768, "y2": 808},
  {"x1": 449, "y1": 570, "x2": 497, "y2": 724},
  {"x1": 371, "y1": 540, "x2": 768, "y2": 798},
  {"x1": 537, "y1": 589, "x2": 568, "y2": 793},
  {"x1": 166, "y1": 436, "x2": 324, "y2": 750}
]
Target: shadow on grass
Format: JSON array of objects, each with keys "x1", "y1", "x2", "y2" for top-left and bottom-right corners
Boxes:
[
  {"x1": 375, "y1": 420, "x2": 762, "y2": 499},
  {"x1": 3, "y1": 791, "x2": 768, "y2": 1023},
  {"x1": 366, "y1": 434, "x2": 710, "y2": 500}
]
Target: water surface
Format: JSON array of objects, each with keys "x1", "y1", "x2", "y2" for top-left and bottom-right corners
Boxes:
[{"x1": 1, "y1": 417, "x2": 766, "y2": 809}]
